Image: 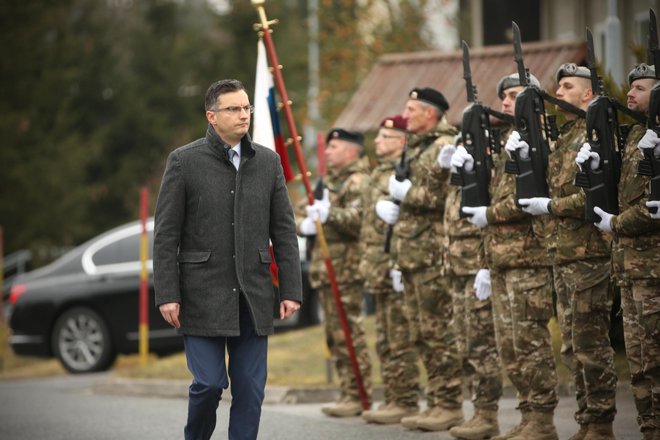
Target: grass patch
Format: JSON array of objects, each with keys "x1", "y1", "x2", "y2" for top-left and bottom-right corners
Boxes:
[{"x1": 0, "y1": 315, "x2": 630, "y2": 387}]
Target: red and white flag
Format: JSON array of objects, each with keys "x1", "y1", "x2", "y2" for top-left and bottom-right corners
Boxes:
[{"x1": 252, "y1": 39, "x2": 294, "y2": 183}]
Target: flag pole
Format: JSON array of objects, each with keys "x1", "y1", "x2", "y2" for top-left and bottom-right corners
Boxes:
[{"x1": 251, "y1": 0, "x2": 369, "y2": 410}]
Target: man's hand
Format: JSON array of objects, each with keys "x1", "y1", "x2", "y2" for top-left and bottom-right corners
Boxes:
[
  {"x1": 388, "y1": 175, "x2": 412, "y2": 202},
  {"x1": 280, "y1": 300, "x2": 301, "y2": 320},
  {"x1": 646, "y1": 200, "x2": 660, "y2": 219},
  {"x1": 518, "y1": 197, "x2": 551, "y2": 216},
  {"x1": 159, "y1": 302, "x2": 181, "y2": 329},
  {"x1": 461, "y1": 206, "x2": 488, "y2": 228},
  {"x1": 638, "y1": 128, "x2": 660, "y2": 157},
  {"x1": 437, "y1": 144, "x2": 457, "y2": 169},
  {"x1": 504, "y1": 130, "x2": 529, "y2": 160},
  {"x1": 575, "y1": 142, "x2": 600, "y2": 171},
  {"x1": 390, "y1": 269, "x2": 404, "y2": 293},
  {"x1": 376, "y1": 200, "x2": 400, "y2": 225},
  {"x1": 593, "y1": 207, "x2": 614, "y2": 232},
  {"x1": 473, "y1": 269, "x2": 491, "y2": 301},
  {"x1": 450, "y1": 145, "x2": 474, "y2": 172}
]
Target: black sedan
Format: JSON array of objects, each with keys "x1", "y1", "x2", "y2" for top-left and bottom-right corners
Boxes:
[{"x1": 7, "y1": 219, "x2": 320, "y2": 374}]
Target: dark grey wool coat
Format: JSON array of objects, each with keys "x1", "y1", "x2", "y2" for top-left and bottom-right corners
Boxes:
[{"x1": 153, "y1": 125, "x2": 302, "y2": 337}]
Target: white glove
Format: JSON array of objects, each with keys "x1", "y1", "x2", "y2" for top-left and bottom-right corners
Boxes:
[
  {"x1": 305, "y1": 189, "x2": 330, "y2": 224},
  {"x1": 390, "y1": 269, "x2": 404, "y2": 293},
  {"x1": 375, "y1": 200, "x2": 400, "y2": 225},
  {"x1": 437, "y1": 144, "x2": 457, "y2": 169},
  {"x1": 593, "y1": 206, "x2": 614, "y2": 232},
  {"x1": 518, "y1": 197, "x2": 551, "y2": 216},
  {"x1": 638, "y1": 129, "x2": 660, "y2": 158},
  {"x1": 388, "y1": 175, "x2": 412, "y2": 202},
  {"x1": 450, "y1": 145, "x2": 474, "y2": 172},
  {"x1": 473, "y1": 269, "x2": 492, "y2": 301},
  {"x1": 646, "y1": 200, "x2": 660, "y2": 219},
  {"x1": 504, "y1": 130, "x2": 529, "y2": 160},
  {"x1": 575, "y1": 142, "x2": 600, "y2": 171},
  {"x1": 299, "y1": 217, "x2": 317, "y2": 236},
  {"x1": 461, "y1": 206, "x2": 488, "y2": 228}
]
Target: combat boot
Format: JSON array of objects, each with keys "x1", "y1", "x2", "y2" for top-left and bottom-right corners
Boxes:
[
  {"x1": 321, "y1": 397, "x2": 363, "y2": 417},
  {"x1": 567, "y1": 424, "x2": 588, "y2": 440},
  {"x1": 368, "y1": 403, "x2": 418, "y2": 424},
  {"x1": 361, "y1": 402, "x2": 388, "y2": 422},
  {"x1": 449, "y1": 409, "x2": 500, "y2": 439},
  {"x1": 491, "y1": 409, "x2": 531, "y2": 440},
  {"x1": 401, "y1": 407, "x2": 430, "y2": 430},
  {"x1": 416, "y1": 406, "x2": 464, "y2": 431},
  {"x1": 583, "y1": 422, "x2": 614, "y2": 440},
  {"x1": 509, "y1": 411, "x2": 558, "y2": 440}
]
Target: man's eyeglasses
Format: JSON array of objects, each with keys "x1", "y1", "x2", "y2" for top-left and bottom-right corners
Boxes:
[{"x1": 212, "y1": 105, "x2": 255, "y2": 115}]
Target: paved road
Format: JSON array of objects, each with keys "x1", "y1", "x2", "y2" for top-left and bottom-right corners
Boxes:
[{"x1": 0, "y1": 374, "x2": 641, "y2": 439}]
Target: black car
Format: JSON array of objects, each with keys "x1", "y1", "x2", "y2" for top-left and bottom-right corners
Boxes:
[{"x1": 7, "y1": 219, "x2": 320, "y2": 374}]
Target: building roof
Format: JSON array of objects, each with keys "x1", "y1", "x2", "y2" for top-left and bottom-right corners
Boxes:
[{"x1": 333, "y1": 40, "x2": 587, "y2": 132}]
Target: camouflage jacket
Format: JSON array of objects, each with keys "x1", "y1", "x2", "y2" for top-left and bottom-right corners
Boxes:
[
  {"x1": 444, "y1": 183, "x2": 482, "y2": 277},
  {"x1": 358, "y1": 157, "x2": 398, "y2": 293},
  {"x1": 482, "y1": 127, "x2": 550, "y2": 270},
  {"x1": 392, "y1": 118, "x2": 459, "y2": 271},
  {"x1": 299, "y1": 157, "x2": 371, "y2": 288},
  {"x1": 611, "y1": 124, "x2": 660, "y2": 283},
  {"x1": 547, "y1": 118, "x2": 610, "y2": 265}
]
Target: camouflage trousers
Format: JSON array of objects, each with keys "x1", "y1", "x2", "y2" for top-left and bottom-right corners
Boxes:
[
  {"x1": 490, "y1": 267, "x2": 558, "y2": 413},
  {"x1": 372, "y1": 289, "x2": 421, "y2": 409},
  {"x1": 554, "y1": 259, "x2": 617, "y2": 425},
  {"x1": 319, "y1": 282, "x2": 373, "y2": 403},
  {"x1": 450, "y1": 274, "x2": 503, "y2": 412},
  {"x1": 620, "y1": 280, "x2": 660, "y2": 432},
  {"x1": 401, "y1": 266, "x2": 463, "y2": 409}
]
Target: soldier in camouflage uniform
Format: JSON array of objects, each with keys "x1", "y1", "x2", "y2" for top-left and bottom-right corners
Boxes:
[
  {"x1": 580, "y1": 64, "x2": 660, "y2": 439},
  {"x1": 517, "y1": 64, "x2": 617, "y2": 440},
  {"x1": 358, "y1": 115, "x2": 421, "y2": 425},
  {"x1": 460, "y1": 73, "x2": 560, "y2": 440},
  {"x1": 441, "y1": 135, "x2": 503, "y2": 440},
  {"x1": 376, "y1": 87, "x2": 464, "y2": 432},
  {"x1": 297, "y1": 128, "x2": 373, "y2": 417}
]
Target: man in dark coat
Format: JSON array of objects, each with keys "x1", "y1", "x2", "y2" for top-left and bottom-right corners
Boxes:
[{"x1": 154, "y1": 79, "x2": 303, "y2": 440}]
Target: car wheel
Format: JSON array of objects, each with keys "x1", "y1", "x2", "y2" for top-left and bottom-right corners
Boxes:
[{"x1": 51, "y1": 307, "x2": 116, "y2": 374}]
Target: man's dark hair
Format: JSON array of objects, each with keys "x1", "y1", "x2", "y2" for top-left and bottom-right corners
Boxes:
[{"x1": 205, "y1": 79, "x2": 246, "y2": 111}]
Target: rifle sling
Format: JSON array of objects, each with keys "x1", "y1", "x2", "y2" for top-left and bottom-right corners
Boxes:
[
  {"x1": 484, "y1": 106, "x2": 515, "y2": 124},
  {"x1": 609, "y1": 99, "x2": 647, "y2": 124},
  {"x1": 538, "y1": 89, "x2": 587, "y2": 118}
]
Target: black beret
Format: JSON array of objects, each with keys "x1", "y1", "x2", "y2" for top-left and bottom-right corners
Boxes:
[
  {"x1": 628, "y1": 63, "x2": 657, "y2": 86},
  {"x1": 409, "y1": 87, "x2": 449, "y2": 112},
  {"x1": 555, "y1": 63, "x2": 591, "y2": 83},
  {"x1": 326, "y1": 128, "x2": 364, "y2": 146},
  {"x1": 496, "y1": 72, "x2": 541, "y2": 98}
]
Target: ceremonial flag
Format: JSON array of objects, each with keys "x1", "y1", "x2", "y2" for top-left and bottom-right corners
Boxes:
[{"x1": 253, "y1": 39, "x2": 294, "y2": 182}]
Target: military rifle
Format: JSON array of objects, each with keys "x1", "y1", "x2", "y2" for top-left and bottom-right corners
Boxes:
[
  {"x1": 638, "y1": 8, "x2": 660, "y2": 214},
  {"x1": 384, "y1": 136, "x2": 409, "y2": 253},
  {"x1": 574, "y1": 28, "x2": 622, "y2": 222},
  {"x1": 504, "y1": 22, "x2": 551, "y2": 204},
  {"x1": 449, "y1": 41, "x2": 493, "y2": 217}
]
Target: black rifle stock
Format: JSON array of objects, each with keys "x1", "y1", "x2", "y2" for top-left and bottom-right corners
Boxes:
[
  {"x1": 504, "y1": 22, "x2": 550, "y2": 204},
  {"x1": 574, "y1": 28, "x2": 621, "y2": 222},
  {"x1": 638, "y1": 8, "x2": 660, "y2": 214},
  {"x1": 384, "y1": 137, "x2": 409, "y2": 253},
  {"x1": 450, "y1": 41, "x2": 491, "y2": 217}
]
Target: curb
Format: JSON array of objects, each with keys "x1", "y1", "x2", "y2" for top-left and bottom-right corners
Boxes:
[{"x1": 95, "y1": 377, "x2": 631, "y2": 404}]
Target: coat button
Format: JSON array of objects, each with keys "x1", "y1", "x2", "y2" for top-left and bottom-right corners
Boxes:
[
  {"x1": 232, "y1": 288, "x2": 237, "y2": 292},
  {"x1": 230, "y1": 190, "x2": 235, "y2": 194}
]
